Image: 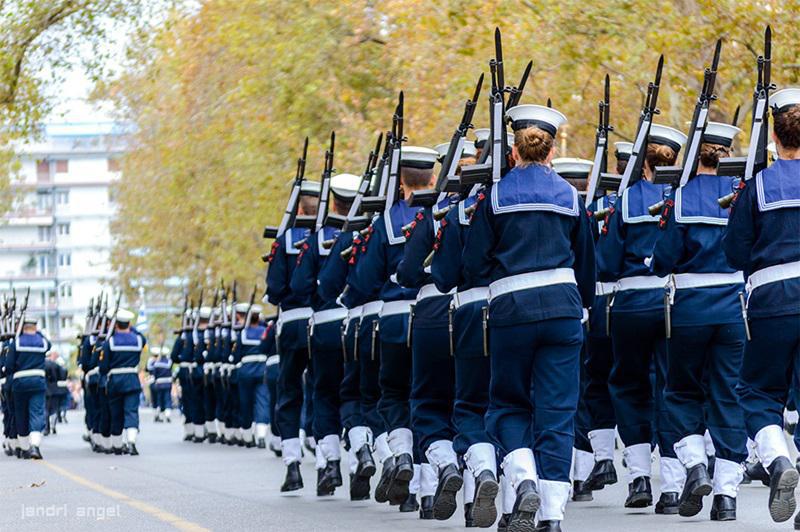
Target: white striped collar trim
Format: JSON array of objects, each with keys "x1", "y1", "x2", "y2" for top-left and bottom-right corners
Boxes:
[
  {"x1": 756, "y1": 171, "x2": 800, "y2": 212},
  {"x1": 109, "y1": 335, "x2": 144, "y2": 352},
  {"x1": 490, "y1": 186, "x2": 580, "y2": 217},
  {"x1": 674, "y1": 186, "x2": 728, "y2": 226}
]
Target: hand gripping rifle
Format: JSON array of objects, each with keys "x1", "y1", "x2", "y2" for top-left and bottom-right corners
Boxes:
[
  {"x1": 586, "y1": 74, "x2": 614, "y2": 209},
  {"x1": 617, "y1": 55, "x2": 664, "y2": 195},
  {"x1": 719, "y1": 26, "x2": 774, "y2": 208},
  {"x1": 262, "y1": 137, "x2": 310, "y2": 260}
]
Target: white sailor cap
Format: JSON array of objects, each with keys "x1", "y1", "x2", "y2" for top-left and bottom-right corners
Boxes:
[
  {"x1": 702, "y1": 122, "x2": 741, "y2": 148},
  {"x1": 23, "y1": 315, "x2": 38, "y2": 325},
  {"x1": 198, "y1": 306, "x2": 212, "y2": 320},
  {"x1": 648, "y1": 124, "x2": 688, "y2": 152},
  {"x1": 300, "y1": 180, "x2": 321, "y2": 196},
  {"x1": 768, "y1": 141, "x2": 778, "y2": 158},
  {"x1": 473, "y1": 128, "x2": 490, "y2": 148},
  {"x1": 108, "y1": 308, "x2": 136, "y2": 323},
  {"x1": 401, "y1": 146, "x2": 439, "y2": 169},
  {"x1": 434, "y1": 140, "x2": 478, "y2": 160},
  {"x1": 250, "y1": 304, "x2": 263, "y2": 315},
  {"x1": 506, "y1": 104, "x2": 568, "y2": 137},
  {"x1": 771, "y1": 88, "x2": 800, "y2": 114},
  {"x1": 330, "y1": 173, "x2": 361, "y2": 200},
  {"x1": 614, "y1": 142, "x2": 633, "y2": 160},
  {"x1": 234, "y1": 303, "x2": 249, "y2": 314},
  {"x1": 552, "y1": 157, "x2": 593, "y2": 179}
]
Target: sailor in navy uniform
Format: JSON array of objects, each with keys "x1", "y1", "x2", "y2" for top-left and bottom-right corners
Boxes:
[
  {"x1": 581, "y1": 143, "x2": 628, "y2": 497},
  {"x1": 344, "y1": 146, "x2": 439, "y2": 512},
  {"x1": 464, "y1": 104, "x2": 596, "y2": 532},
  {"x1": 1, "y1": 335, "x2": 17, "y2": 456},
  {"x1": 231, "y1": 303, "x2": 269, "y2": 448},
  {"x1": 291, "y1": 172, "x2": 361, "y2": 495},
  {"x1": 266, "y1": 179, "x2": 319, "y2": 491},
  {"x1": 175, "y1": 308, "x2": 199, "y2": 441},
  {"x1": 5, "y1": 316, "x2": 51, "y2": 459},
  {"x1": 597, "y1": 124, "x2": 687, "y2": 511},
  {"x1": 723, "y1": 88, "x2": 800, "y2": 524},
  {"x1": 219, "y1": 305, "x2": 242, "y2": 445},
  {"x1": 202, "y1": 309, "x2": 221, "y2": 441},
  {"x1": 650, "y1": 121, "x2": 747, "y2": 520},
  {"x1": 148, "y1": 347, "x2": 174, "y2": 422},
  {"x1": 191, "y1": 307, "x2": 210, "y2": 442},
  {"x1": 262, "y1": 317, "x2": 281, "y2": 453},
  {"x1": 396, "y1": 142, "x2": 479, "y2": 522},
  {"x1": 99, "y1": 308, "x2": 146, "y2": 455}
]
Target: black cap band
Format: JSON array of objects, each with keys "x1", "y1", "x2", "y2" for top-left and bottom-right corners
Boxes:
[
  {"x1": 511, "y1": 119, "x2": 557, "y2": 137},
  {"x1": 701, "y1": 133, "x2": 734, "y2": 148}
]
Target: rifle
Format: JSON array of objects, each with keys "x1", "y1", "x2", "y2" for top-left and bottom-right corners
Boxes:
[
  {"x1": 719, "y1": 26, "x2": 774, "y2": 208},
  {"x1": 314, "y1": 132, "x2": 336, "y2": 232},
  {"x1": 262, "y1": 137, "x2": 310, "y2": 259},
  {"x1": 234, "y1": 285, "x2": 257, "y2": 332},
  {"x1": 97, "y1": 293, "x2": 121, "y2": 342},
  {"x1": 13, "y1": 287, "x2": 29, "y2": 338},
  {"x1": 616, "y1": 55, "x2": 664, "y2": 195},
  {"x1": 585, "y1": 74, "x2": 614, "y2": 207},
  {"x1": 192, "y1": 288, "x2": 205, "y2": 339}
]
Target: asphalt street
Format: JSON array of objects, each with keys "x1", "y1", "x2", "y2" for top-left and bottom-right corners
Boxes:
[{"x1": 0, "y1": 409, "x2": 789, "y2": 531}]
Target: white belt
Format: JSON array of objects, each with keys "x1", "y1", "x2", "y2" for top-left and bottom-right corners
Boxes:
[
  {"x1": 108, "y1": 367, "x2": 138, "y2": 376},
  {"x1": 361, "y1": 301, "x2": 383, "y2": 318},
  {"x1": 380, "y1": 299, "x2": 415, "y2": 317},
  {"x1": 595, "y1": 282, "x2": 617, "y2": 297},
  {"x1": 86, "y1": 367, "x2": 100, "y2": 377},
  {"x1": 204, "y1": 364, "x2": 214, "y2": 374},
  {"x1": 452, "y1": 287, "x2": 489, "y2": 309},
  {"x1": 279, "y1": 307, "x2": 313, "y2": 324},
  {"x1": 312, "y1": 307, "x2": 348, "y2": 325},
  {"x1": 240, "y1": 354, "x2": 268, "y2": 364},
  {"x1": 747, "y1": 261, "x2": 800, "y2": 292},
  {"x1": 266, "y1": 355, "x2": 280, "y2": 366},
  {"x1": 416, "y1": 283, "x2": 454, "y2": 303},
  {"x1": 57, "y1": 380, "x2": 68, "y2": 387},
  {"x1": 616, "y1": 275, "x2": 668, "y2": 292},
  {"x1": 13, "y1": 369, "x2": 45, "y2": 379},
  {"x1": 155, "y1": 377, "x2": 173, "y2": 384},
  {"x1": 346, "y1": 305, "x2": 363, "y2": 323},
  {"x1": 179, "y1": 362, "x2": 197, "y2": 369},
  {"x1": 489, "y1": 269, "x2": 576, "y2": 302},
  {"x1": 673, "y1": 272, "x2": 744, "y2": 290},
  {"x1": 0, "y1": 377, "x2": 5, "y2": 385}
]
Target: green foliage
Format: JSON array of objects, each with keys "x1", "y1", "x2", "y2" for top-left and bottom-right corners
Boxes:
[{"x1": 107, "y1": 0, "x2": 800, "y2": 297}]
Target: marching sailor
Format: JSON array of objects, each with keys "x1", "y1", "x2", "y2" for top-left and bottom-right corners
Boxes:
[
  {"x1": 5, "y1": 315, "x2": 51, "y2": 459},
  {"x1": 463, "y1": 104, "x2": 596, "y2": 532},
  {"x1": 597, "y1": 124, "x2": 688, "y2": 511},
  {"x1": 149, "y1": 347, "x2": 174, "y2": 422},
  {"x1": 267, "y1": 180, "x2": 319, "y2": 491},
  {"x1": 232, "y1": 302, "x2": 269, "y2": 448},
  {"x1": 723, "y1": 87, "x2": 800, "y2": 524},
  {"x1": 191, "y1": 307, "x2": 210, "y2": 442},
  {"x1": 650, "y1": 121, "x2": 748, "y2": 520},
  {"x1": 291, "y1": 171, "x2": 361, "y2": 495},
  {"x1": 99, "y1": 308, "x2": 146, "y2": 455}
]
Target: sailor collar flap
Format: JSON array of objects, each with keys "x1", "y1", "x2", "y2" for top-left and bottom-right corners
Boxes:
[
  {"x1": 621, "y1": 180, "x2": 664, "y2": 224},
  {"x1": 756, "y1": 160, "x2": 800, "y2": 212},
  {"x1": 15, "y1": 334, "x2": 47, "y2": 353},
  {"x1": 674, "y1": 175, "x2": 733, "y2": 225},
  {"x1": 240, "y1": 326, "x2": 264, "y2": 346},
  {"x1": 383, "y1": 201, "x2": 419, "y2": 246},
  {"x1": 317, "y1": 225, "x2": 341, "y2": 257},
  {"x1": 109, "y1": 334, "x2": 144, "y2": 352},
  {"x1": 491, "y1": 165, "x2": 579, "y2": 217},
  {"x1": 285, "y1": 227, "x2": 309, "y2": 255}
]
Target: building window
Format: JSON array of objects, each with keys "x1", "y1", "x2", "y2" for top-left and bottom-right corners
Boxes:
[
  {"x1": 107, "y1": 158, "x2": 121, "y2": 172},
  {"x1": 37, "y1": 255, "x2": 49, "y2": 275},
  {"x1": 56, "y1": 191, "x2": 69, "y2": 205},
  {"x1": 55, "y1": 160, "x2": 68, "y2": 173},
  {"x1": 37, "y1": 226, "x2": 53, "y2": 242},
  {"x1": 58, "y1": 253, "x2": 71, "y2": 267},
  {"x1": 36, "y1": 192, "x2": 53, "y2": 211},
  {"x1": 59, "y1": 283, "x2": 72, "y2": 298},
  {"x1": 57, "y1": 223, "x2": 70, "y2": 235},
  {"x1": 60, "y1": 316, "x2": 72, "y2": 330},
  {"x1": 36, "y1": 160, "x2": 50, "y2": 182}
]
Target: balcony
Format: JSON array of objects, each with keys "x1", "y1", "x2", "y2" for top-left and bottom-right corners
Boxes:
[
  {"x1": 4, "y1": 206, "x2": 55, "y2": 226},
  {"x1": 0, "y1": 242, "x2": 55, "y2": 252}
]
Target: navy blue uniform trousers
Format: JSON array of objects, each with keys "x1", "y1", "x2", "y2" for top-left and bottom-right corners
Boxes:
[
  {"x1": 312, "y1": 344, "x2": 343, "y2": 439},
  {"x1": 574, "y1": 337, "x2": 593, "y2": 453},
  {"x1": 584, "y1": 333, "x2": 616, "y2": 432},
  {"x1": 411, "y1": 323, "x2": 455, "y2": 454},
  {"x1": 486, "y1": 318, "x2": 583, "y2": 482},
  {"x1": 109, "y1": 391, "x2": 139, "y2": 434},
  {"x1": 340, "y1": 321, "x2": 363, "y2": 432},
  {"x1": 379, "y1": 341, "x2": 411, "y2": 433},
  {"x1": 266, "y1": 364, "x2": 279, "y2": 435},
  {"x1": 737, "y1": 315, "x2": 800, "y2": 439},
  {"x1": 665, "y1": 323, "x2": 747, "y2": 462},
  {"x1": 358, "y1": 314, "x2": 384, "y2": 437},
  {"x1": 13, "y1": 389, "x2": 45, "y2": 436}
]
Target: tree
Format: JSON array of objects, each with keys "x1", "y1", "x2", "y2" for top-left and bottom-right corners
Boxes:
[{"x1": 106, "y1": 0, "x2": 800, "y2": 298}]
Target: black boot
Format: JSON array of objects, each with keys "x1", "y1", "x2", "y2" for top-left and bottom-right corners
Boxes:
[
  {"x1": 432, "y1": 463, "x2": 463, "y2": 520},
  {"x1": 794, "y1": 508, "x2": 800, "y2": 530},
  {"x1": 374, "y1": 457, "x2": 394, "y2": 503},
  {"x1": 464, "y1": 502, "x2": 476, "y2": 527},
  {"x1": 419, "y1": 495, "x2": 434, "y2": 519},
  {"x1": 128, "y1": 443, "x2": 139, "y2": 456},
  {"x1": 21, "y1": 448, "x2": 31, "y2": 459},
  {"x1": 654, "y1": 492, "x2": 679, "y2": 514},
  {"x1": 625, "y1": 476, "x2": 653, "y2": 508},
  {"x1": 269, "y1": 439, "x2": 282, "y2": 456},
  {"x1": 707, "y1": 455, "x2": 716, "y2": 478},
  {"x1": 743, "y1": 460, "x2": 770, "y2": 486},
  {"x1": 710, "y1": 494, "x2": 736, "y2": 521},
  {"x1": 30, "y1": 446, "x2": 42, "y2": 460},
  {"x1": 497, "y1": 513, "x2": 511, "y2": 532},
  {"x1": 207, "y1": 433, "x2": 217, "y2": 444},
  {"x1": 318, "y1": 460, "x2": 342, "y2": 495},
  {"x1": 193, "y1": 436, "x2": 206, "y2": 444},
  {"x1": 281, "y1": 462, "x2": 304, "y2": 492},
  {"x1": 534, "y1": 521, "x2": 562, "y2": 532},
  {"x1": 387, "y1": 453, "x2": 413, "y2": 505},
  {"x1": 257, "y1": 438, "x2": 266, "y2": 449},
  {"x1": 472, "y1": 469, "x2": 499, "y2": 528},
  {"x1": 572, "y1": 480, "x2": 593, "y2": 502},
  {"x1": 585, "y1": 459, "x2": 617, "y2": 491},
  {"x1": 398, "y1": 493, "x2": 419, "y2": 513},
  {"x1": 768, "y1": 456, "x2": 799, "y2": 522},
  {"x1": 3, "y1": 444, "x2": 13, "y2": 457},
  {"x1": 316, "y1": 468, "x2": 334, "y2": 496},
  {"x1": 183, "y1": 434, "x2": 193, "y2": 442},
  {"x1": 350, "y1": 473, "x2": 371, "y2": 501},
  {"x1": 678, "y1": 464, "x2": 713, "y2": 517},
  {"x1": 113, "y1": 447, "x2": 123, "y2": 455},
  {"x1": 15, "y1": 447, "x2": 22, "y2": 459},
  {"x1": 508, "y1": 479, "x2": 540, "y2": 532}
]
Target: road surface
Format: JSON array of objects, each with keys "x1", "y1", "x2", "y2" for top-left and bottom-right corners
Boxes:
[{"x1": 0, "y1": 409, "x2": 788, "y2": 531}]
